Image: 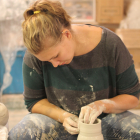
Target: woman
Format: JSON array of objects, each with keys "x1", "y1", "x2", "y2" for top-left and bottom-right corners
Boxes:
[{"x1": 8, "y1": 0, "x2": 140, "y2": 139}]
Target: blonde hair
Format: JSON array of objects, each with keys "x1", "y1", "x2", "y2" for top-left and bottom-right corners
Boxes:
[{"x1": 22, "y1": 0, "x2": 71, "y2": 54}]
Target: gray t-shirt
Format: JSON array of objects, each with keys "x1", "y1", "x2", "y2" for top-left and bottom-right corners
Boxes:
[{"x1": 23, "y1": 25, "x2": 140, "y2": 117}]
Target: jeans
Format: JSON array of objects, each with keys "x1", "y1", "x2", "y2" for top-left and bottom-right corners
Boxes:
[{"x1": 8, "y1": 111, "x2": 140, "y2": 140}]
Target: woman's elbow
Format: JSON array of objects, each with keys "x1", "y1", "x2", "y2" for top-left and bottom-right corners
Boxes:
[{"x1": 132, "y1": 95, "x2": 139, "y2": 108}]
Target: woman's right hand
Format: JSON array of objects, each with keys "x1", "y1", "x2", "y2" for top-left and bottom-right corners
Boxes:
[{"x1": 63, "y1": 115, "x2": 79, "y2": 135}]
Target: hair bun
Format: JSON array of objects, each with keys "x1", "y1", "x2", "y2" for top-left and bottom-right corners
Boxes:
[{"x1": 27, "y1": 10, "x2": 34, "y2": 16}]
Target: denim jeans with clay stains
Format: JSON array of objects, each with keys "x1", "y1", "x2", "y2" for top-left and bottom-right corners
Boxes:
[{"x1": 8, "y1": 111, "x2": 140, "y2": 140}]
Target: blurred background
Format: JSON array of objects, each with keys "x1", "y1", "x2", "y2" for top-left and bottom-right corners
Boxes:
[{"x1": 0, "y1": 0, "x2": 140, "y2": 131}]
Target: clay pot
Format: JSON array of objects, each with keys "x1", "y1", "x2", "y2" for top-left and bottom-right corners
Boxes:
[{"x1": 77, "y1": 118, "x2": 104, "y2": 140}]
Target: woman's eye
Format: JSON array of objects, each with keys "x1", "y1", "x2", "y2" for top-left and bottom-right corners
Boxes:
[{"x1": 54, "y1": 54, "x2": 58, "y2": 59}]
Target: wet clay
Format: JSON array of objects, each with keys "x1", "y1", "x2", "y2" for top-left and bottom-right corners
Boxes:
[{"x1": 77, "y1": 118, "x2": 104, "y2": 140}]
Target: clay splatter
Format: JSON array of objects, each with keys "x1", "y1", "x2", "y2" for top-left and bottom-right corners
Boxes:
[
  {"x1": 89, "y1": 85, "x2": 93, "y2": 92},
  {"x1": 30, "y1": 71, "x2": 32, "y2": 76},
  {"x1": 131, "y1": 118, "x2": 138, "y2": 123}
]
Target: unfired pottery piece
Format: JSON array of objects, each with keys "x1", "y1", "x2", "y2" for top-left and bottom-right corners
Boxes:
[
  {"x1": 77, "y1": 118, "x2": 104, "y2": 140},
  {"x1": 0, "y1": 103, "x2": 9, "y2": 126}
]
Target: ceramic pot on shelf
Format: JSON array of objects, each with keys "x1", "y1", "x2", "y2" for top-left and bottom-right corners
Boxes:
[{"x1": 77, "y1": 118, "x2": 104, "y2": 140}]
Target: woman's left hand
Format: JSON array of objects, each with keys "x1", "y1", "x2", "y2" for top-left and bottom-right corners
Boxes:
[
  {"x1": 79, "y1": 101, "x2": 106, "y2": 124},
  {"x1": 63, "y1": 115, "x2": 79, "y2": 135}
]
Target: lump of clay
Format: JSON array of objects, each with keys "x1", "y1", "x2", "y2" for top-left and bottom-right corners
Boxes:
[
  {"x1": 0, "y1": 125, "x2": 9, "y2": 140},
  {"x1": 0, "y1": 103, "x2": 9, "y2": 126}
]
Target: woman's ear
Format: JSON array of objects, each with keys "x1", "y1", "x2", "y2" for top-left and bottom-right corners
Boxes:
[{"x1": 62, "y1": 29, "x2": 72, "y2": 39}]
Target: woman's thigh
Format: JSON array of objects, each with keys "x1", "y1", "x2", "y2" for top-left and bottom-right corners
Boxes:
[
  {"x1": 102, "y1": 111, "x2": 140, "y2": 140},
  {"x1": 8, "y1": 113, "x2": 78, "y2": 140}
]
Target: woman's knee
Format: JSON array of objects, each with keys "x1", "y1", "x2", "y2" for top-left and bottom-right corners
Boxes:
[
  {"x1": 101, "y1": 111, "x2": 140, "y2": 139},
  {"x1": 8, "y1": 113, "x2": 63, "y2": 140}
]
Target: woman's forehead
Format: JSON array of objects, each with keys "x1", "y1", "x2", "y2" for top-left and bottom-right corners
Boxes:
[
  {"x1": 35, "y1": 42, "x2": 60, "y2": 61},
  {"x1": 42, "y1": 35, "x2": 62, "y2": 49}
]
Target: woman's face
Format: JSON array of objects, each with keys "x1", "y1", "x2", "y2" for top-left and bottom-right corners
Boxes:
[{"x1": 35, "y1": 30, "x2": 75, "y2": 67}]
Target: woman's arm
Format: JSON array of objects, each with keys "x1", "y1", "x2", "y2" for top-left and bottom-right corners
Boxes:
[
  {"x1": 32, "y1": 98, "x2": 73, "y2": 123},
  {"x1": 79, "y1": 94, "x2": 139, "y2": 124},
  {"x1": 101, "y1": 94, "x2": 139, "y2": 114},
  {"x1": 32, "y1": 98, "x2": 79, "y2": 135}
]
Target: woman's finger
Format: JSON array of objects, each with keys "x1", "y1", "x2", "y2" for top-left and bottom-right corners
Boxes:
[
  {"x1": 67, "y1": 116, "x2": 78, "y2": 128},
  {"x1": 79, "y1": 107, "x2": 85, "y2": 121},
  {"x1": 65, "y1": 124, "x2": 79, "y2": 134},
  {"x1": 84, "y1": 107, "x2": 91, "y2": 123},
  {"x1": 89, "y1": 111, "x2": 101, "y2": 124},
  {"x1": 89, "y1": 108, "x2": 97, "y2": 122},
  {"x1": 66, "y1": 129, "x2": 79, "y2": 135}
]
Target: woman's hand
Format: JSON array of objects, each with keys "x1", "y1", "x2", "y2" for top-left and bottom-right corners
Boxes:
[
  {"x1": 79, "y1": 101, "x2": 106, "y2": 124},
  {"x1": 63, "y1": 115, "x2": 79, "y2": 135}
]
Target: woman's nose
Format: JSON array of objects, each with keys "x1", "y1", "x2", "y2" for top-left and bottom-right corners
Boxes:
[{"x1": 50, "y1": 60, "x2": 60, "y2": 67}]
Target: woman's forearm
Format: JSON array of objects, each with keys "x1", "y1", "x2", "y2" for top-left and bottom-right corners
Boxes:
[
  {"x1": 101, "y1": 94, "x2": 139, "y2": 114},
  {"x1": 31, "y1": 98, "x2": 73, "y2": 123},
  {"x1": 31, "y1": 94, "x2": 139, "y2": 124}
]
